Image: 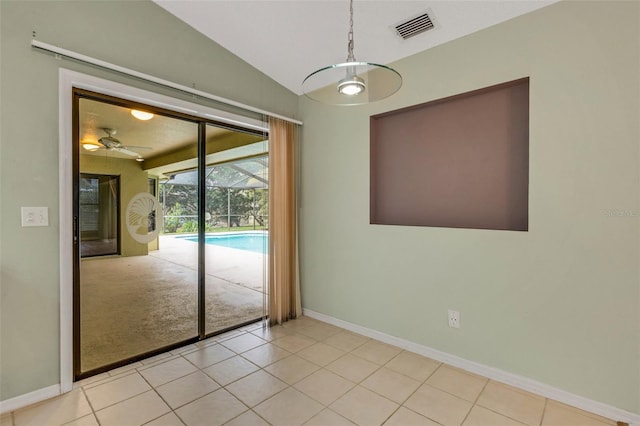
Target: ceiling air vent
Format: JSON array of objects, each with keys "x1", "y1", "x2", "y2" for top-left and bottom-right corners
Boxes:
[{"x1": 395, "y1": 12, "x2": 434, "y2": 40}]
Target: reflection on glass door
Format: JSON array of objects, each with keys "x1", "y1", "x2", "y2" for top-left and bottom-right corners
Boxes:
[{"x1": 79, "y1": 174, "x2": 119, "y2": 257}]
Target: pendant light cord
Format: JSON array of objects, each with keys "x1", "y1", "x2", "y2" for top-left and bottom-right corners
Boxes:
[{"x1": 346, "y1": 0, "x2": 356, "y2": 62}]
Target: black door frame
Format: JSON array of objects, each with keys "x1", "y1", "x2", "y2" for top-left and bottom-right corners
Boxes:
[{"x1": 72, "y1": 88, "x2": 265, "y2": 380}]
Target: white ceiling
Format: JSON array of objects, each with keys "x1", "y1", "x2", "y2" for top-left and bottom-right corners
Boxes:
[{"x1": 153, "y1": 0, "x2": 557, "y2": 95}]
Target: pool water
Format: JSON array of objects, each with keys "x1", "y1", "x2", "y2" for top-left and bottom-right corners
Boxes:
[{"x1": 179, "y1": 232, "x2": 267, "y2": 254}]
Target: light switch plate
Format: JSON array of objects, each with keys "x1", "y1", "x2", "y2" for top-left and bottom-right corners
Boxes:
[{"x1": 21, "y1": 207, "x2": 49, "y2": 227}]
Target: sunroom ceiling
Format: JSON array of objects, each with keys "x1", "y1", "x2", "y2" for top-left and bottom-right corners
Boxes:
[
  {"x1": 165, "y1": 156, "x2": 268, "y2": 190},
  {"x1": 79, "y1": 98, "x2": 267, "y2": 180}
]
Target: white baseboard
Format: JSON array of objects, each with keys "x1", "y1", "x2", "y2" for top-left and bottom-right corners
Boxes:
[
  {"x1": 0, "y1": 384, "x2": 60, "y2": 415},
  {"x1": 303, "y1": 308, "x2": 640, "y2": 426}
]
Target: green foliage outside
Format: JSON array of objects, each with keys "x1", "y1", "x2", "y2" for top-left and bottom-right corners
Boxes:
[{"x1": 160, "y1": 163, "x2": 268, "y2": 234}]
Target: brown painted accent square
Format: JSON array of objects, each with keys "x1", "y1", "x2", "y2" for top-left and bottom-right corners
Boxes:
[{"x1": 370, "y1": 78, "x2": 529, "y2": 231}]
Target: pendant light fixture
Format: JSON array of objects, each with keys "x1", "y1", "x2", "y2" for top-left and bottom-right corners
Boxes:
[{"x1": 302, "y1": 0, "x2": 402, "y2": 105}]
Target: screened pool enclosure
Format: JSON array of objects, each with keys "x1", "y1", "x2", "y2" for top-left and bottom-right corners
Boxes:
[{"x1": 160, "y1": 151, "x2": 268, "y2": 234}]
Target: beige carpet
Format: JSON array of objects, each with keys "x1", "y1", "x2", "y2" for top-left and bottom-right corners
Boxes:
[{"x1": 80, "y1": 251, "x2": 264, "y2": 373}]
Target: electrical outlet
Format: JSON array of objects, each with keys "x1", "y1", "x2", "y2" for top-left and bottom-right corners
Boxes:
[{"x1": 448, "y1": 309, "x2": 460, "y2": 328}]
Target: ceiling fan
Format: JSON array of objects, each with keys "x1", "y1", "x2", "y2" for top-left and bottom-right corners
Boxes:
[{"x1": 83, "y1": 128, "x2": 151, "y2": 162}]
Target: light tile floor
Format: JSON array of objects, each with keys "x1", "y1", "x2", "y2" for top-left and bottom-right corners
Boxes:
[{"x1": 3, "y1": 316, "x2": 620, "y2": 426}]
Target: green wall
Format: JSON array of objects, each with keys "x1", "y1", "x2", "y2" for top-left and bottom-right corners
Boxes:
[
  {"x1": 0, "y1": 0, "x2": 297, "y2": 400},
  {"x1": 1, "y1": 0, "x2": 638, "y2": 415},
  {"x1": 299, "y1": 0, "x2": 639, "y2": 414}
]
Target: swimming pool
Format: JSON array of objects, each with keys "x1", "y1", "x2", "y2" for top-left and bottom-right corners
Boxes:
[{"x1": 178, "y1": 232, "x2": 267, "y2": 254}]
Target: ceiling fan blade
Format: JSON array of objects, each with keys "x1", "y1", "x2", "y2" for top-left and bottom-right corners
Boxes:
[
  {"x1": 98, "y1": 131, "x2": 147, "y2": 157},
  {"x1": 123, "y1": 145, "x2": 152, "y2": 150},
  {"x1": 99, "y1": 136, "x2": 121, "y2": 147},
  {"x1": 113, "y1": 147, "x2": 141, "y2": 157}
]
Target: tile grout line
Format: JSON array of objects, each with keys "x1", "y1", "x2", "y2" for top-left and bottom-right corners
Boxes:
[
  {"x1": 413, "y1": 362, "x2": 449, "y2": 425},
  {"x1": 246, "y1": 357, "x2": 339, "y2": 425},
  {"x1": 307, "y1": 330, "x2": 419, "y2": 425},
  {"x1": 142, "y1": 348, "x2": 230, "y2": 426},
  {"x1": 147, "y1": 341, "x2": 250, "y2": 419},
  {"x1": 78, "y1": 386, "x2": 100, "y2": 426},
  {"x1": 202, "y1": 329, "x2": 296, "y2": 423},
  {"x1": 82, "y1": 369, "x2": 138, "y2": 391},
  {"x1": 459, "y1": 376, "x2": 491, "y2": 425},
  {"x1": 132, "y1": 367, "x2": 177, "y2": 426},
  {"x1": 375, "y1": 352, "x2": 444, "y2": 426},
  {"x1": 220, "y1": 327, "x2": 359, "y2": 424},
  {"x1": 539, "y1": 398, "x2": 550, "y2": 426},
  {"x1": 82, "y1": 378, "x2": 126, "y2": 416},
  {"x1": 416, "y1": 365, "x2": 496, "y2": 409},
  {"x1": 338, "y1": 334, "x2": 415, "y2": 399},
  {"x1": 144, "y1": 367, "x2": 176, "y2": 411},
  {"x1": 473, "y1": 380, "x2": 539, "y2": 426}
]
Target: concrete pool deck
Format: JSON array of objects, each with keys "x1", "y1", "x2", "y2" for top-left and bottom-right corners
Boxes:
[
  {"x1": 151, "y1": 234, "x2": 267, "y2": 292},
  {"x1": 80, "y1": 234, "x2": 266, "y2": 373}
]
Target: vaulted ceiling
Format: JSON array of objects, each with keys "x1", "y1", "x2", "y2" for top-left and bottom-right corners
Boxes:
[{"x1": 153, "y1": 0, "x2": 557, "y2": 95}]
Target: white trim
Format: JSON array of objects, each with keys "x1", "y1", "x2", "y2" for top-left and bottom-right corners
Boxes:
[
  {"x1": 59, "y1": 70, "x2": 74, "y2": 395},
  {"x1": 0, "y1": 385, "x2": 60, "y2": 415},
  {"x1": 33, "y1": 40, "x2": 302, "y2": 126},
  {"x1": 58, "y1": 69, "x2": 268, "y2": 132},
  {"x1": 303, "y1": 308, "x2": 640, "y2": 426}
]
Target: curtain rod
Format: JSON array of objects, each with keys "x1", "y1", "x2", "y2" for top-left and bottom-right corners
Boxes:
[{"x1": 31, "y1": 39, "x2": 303, "y2": 126}]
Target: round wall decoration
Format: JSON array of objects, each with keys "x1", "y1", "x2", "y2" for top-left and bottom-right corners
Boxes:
[{"x1": 126, "y1": 192, "x2": 160, "y2": 244}]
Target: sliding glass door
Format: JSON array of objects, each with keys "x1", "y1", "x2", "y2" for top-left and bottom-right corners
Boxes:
[
  {"x1": 74, "y1": 90, "x2": 268, "y2": 379},
  {"x1": 204, "y1": 124, "x2": 268, "y2": 334},
  {"x1": 76, "y1": 94, "x2": 200, "y2": 376}
]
